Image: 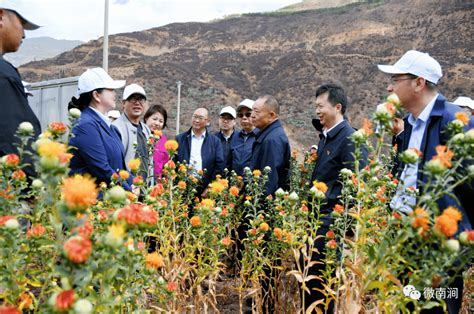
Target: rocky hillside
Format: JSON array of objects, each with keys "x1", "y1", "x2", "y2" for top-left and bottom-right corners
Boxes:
[{"x1": 19, "y1": 0, "x2": 474, "y2": 150}]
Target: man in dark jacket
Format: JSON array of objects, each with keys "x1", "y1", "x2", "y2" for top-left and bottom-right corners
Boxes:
[
  {"x1": 304, "y1": 83, "x2": 363, "y2": 313},
  {"x1": 379, "y1": 50, "x2": 473, "y2": 314},
  {"x1": 251, "y1": 95, "x2": 291, "y2": 196},
  {"x1": 215, "y1": 106, "x2": 237, "y2": 171},
  {"x1": 0, "y1": 7, "x2": 41, "y2": 180},
  {"x1": 175, "y1": 108, "x2": 224, "y2": 196}
]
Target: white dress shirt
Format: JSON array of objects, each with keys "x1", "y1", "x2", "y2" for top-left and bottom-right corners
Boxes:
[{"x1": 190, "y1": 130, "x2": 206, "y2": 172}]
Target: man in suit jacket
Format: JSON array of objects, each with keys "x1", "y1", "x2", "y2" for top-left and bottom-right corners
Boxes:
[
  {"x1": 303, "y1": 83, "x2": 363, "y2": 313},
  {"x1": 175, "y1": 108, "x2": 224, "y2": 196},
  {"x1": 379, "y1": 50, "x2": 473, "y2": 314},
  {"x1": 251, "y1": 95, "x2": 291, "y2": 196}
]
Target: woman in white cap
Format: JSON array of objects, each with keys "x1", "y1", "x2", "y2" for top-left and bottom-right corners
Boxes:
[{"x1": 68, "y1": 68, "x2": 133, "y2": 191}]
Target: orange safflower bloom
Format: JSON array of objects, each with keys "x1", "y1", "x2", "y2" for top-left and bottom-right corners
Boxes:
[
  {"x1": 178, "y1": 164, "x2": 187, "y2": 173},
  {"x1": 0, "y1": 215, "x2": 15, "y2": 226},
  {"x1": 117, "y1": 204, "x2": 158, "y2": 226},
  {"x1": 190, "y1": 215, "x2": 201, "y2": 227},
  {"x1": 150, "y1": 183, "x2": 165, "y2": 197},
  {"x1": 55, "y1": 290, "x2": 75, "y2": 311},
  {"x1": 432, "y1": 145, "x2": 454, "y2": 168},
  {"x1": 434, "y1": 215, "x2": 458, "y2": 238},
  {"x1": 326, "y1": 230, "x2": 336, "y2": 239},
  {"x1": 37, "y1": 140, "x2": 67, "y2": 158},
  {"x1": 208, "y1": 180, "x2": 226, "y2": 193},
  {"x1": 165, "y1": 160, "x2": 176, "y2": 169},
  {"x1": 252, "y1": 169, "x2": 262, "y2": 177},
  {"x1": 312, "y1": 180, "x2": 328, "y2": 193},
  {"x1": 200, "y1": 198, "x2": 215, "y2": 208},
  {"x1": 27, "y1": 224, "x2": 46, "y2": 238},
  {"x1": 164, "y1": 140, "x2": 179, "y2": 153},
  {"x1": 126, "y1": 191, "x2": 137, "y2": 202},
  {"x1": 48, "y1": 122, "x2": 68, "y2": 135},
  {"x1": 64, "y1": 236, "x2": 92, "y2": 264},
  {"x1": 17, "y1": 292, "x2": 33, "y2": 310},
  {"x1": 153, "y1": 130, "x2": 163, "y2": 137},
  {"x1": 362, "y1": 119, "x2": 374, "y2": 136},
  {"x1": 229, "y1": 186, "x2": 239, "y2": 197},
  {"x1": 177, "y1": 181, "x2": 187, "y2": 190},
  {"x1": 166, "y1": 281, "x2": 178, "y2": 293},
  {"x1": 72, "y1": 220, "x2": 94, "y2": 239},
  {"x1": 61, "y1": 175, "x2": 98, "y2": 212},
  {"x1": 259, "y1": 222, "x2": 269, "y2": 232},
  {"x1": 11, "y1": 170, "x2": 26, "y2": 181},
  {"x1": 145, "y1": 252, "x2": 165, "y2": 269},
  {"x1": 283, "y1": 230, "x2": 293, "y2": 242},
  {"x1": 333, "y1": 204, "x2": 344, "y2": 214},
  {"x1": 442, "y1": 206, "x2": 462, "y2": 222},
  {"x1": 274, "y1": 227, "x2": 283, "y2": 240},
  {"x1": 455, "y1": 111, "x2": 470, "y2": 125},
  {"x1": 221, "y1": 236, "x2": 232, "y2": 246},
  {"x1": 133, "y1": 176, "x2": 144, "y2": 185},
  {"x1": 128, "y1": 158, "x2": 141, "y2": 172},
  {"x1": 326, "y1": 239, "x2": 337, "y2": 249},
  {"x1": 4, "y1": 153, "x2": 20, "y2": 168},
  {"x1": 410, "y1": 207, "x2": 430, "y2": 235},
  {"x1": 119, "y1": 170, "x2": 129, "y2": 180},
  {"x1": 0, "y1": 305, "x2": 21, "y2": 314}
]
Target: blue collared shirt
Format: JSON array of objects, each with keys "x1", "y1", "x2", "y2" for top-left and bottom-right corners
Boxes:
[
  {"x1": 391, "y1": 94, "x2": 438, "y2": 213},
  {"x1": 190, "y1": 130, "x2": 206, "y2": 172}
]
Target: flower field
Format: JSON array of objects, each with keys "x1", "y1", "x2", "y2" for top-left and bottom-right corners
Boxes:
[{"x1": 0, "y1": 97, "x2": 473, "y2": 313}]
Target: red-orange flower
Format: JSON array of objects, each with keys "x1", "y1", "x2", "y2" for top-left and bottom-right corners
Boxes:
[
  {"x1": 362, "y1": 119, "x2": 374, "y2": 136},
  {"x1": 221, "y1": 236, "x2": 232, "y2": 246},
  {"x1": 17, "y1": 292, "x2": 33, "y2": 310},
  {"x1": 259, "y1": 222, "x2": 269, "y2": 232},
  {"x1": 3, "y1": 154, "x2": 20, "y2": 168},
  {"x1": 442, "y1": 206, "x2": 462, "y2": 223},
  {"x1": 432, "y1": 145, "x2": 454, "y2": 169},
  {"x1": 0, "y1": 305, "x2": 21, "y2": 314},
  {"x1": 55, "y1": 290, "x2": 75, "y2": 311},
  {"x1": 63, "y1": 236, "x2": 92, "y2": 264},
  {"x1": 11, "y1": 170, "x2": 26, "y2": 181},
  {"x1": 0, "y1": 215, "x2": 15, "y2": 226},
  {"x1": 48, "y1": 122, "x2": 68, "y2": 136},
  {"x1": 326, "y1": 230, "x2": 336, "y2": 239},
  {"x1": 61, "y1": 175, "x2": 98, "y2": 212},
  {"x1": 333, "y1": 204, "x2": 344, "y2": 214},
  {"x1": 27, "y1": 224, "x2": 46, "y2": 238},
  {"x1": 434, "y1": 215, "x2": 458, "y2": 238},
  {"x1": 72, "y1": 220, "x2": 94, "y2": 239},
  {"x1": 229, "y1": 186, "x2": 239, "y2": 197},
  {"x1": 166, "y1": 281, "x2": 178, "y2": 293},
  {"x1": 455, "y1": 111, "x2": 470, "y2": 125},
  {"x1": 117, "y1": 204, "x2": 158, "y2": 226},
  {"x1": 326, "y1": 239, "x2": 337, "y2": 249},
  {"x1": 150, "y1": 183, "x2": 165, "y2": 197},
  {"x1": 177, "y1": 181, "x2": 187, "y2": 190},
  {"x1": 274, "y1": 227, "x2": 283, "y2": 240}
]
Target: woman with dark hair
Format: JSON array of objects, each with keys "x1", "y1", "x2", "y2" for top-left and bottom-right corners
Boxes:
[
  {"x1": 68, "y1": 67, "x2": 133, "y2": 191},
  {"x1": 144, "y1": 104, "x2": 169, "y2": 178}
]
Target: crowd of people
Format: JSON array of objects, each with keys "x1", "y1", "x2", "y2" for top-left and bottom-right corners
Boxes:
[{"x1": 1, "y1": 6, "x2": 473, "y2": 314}]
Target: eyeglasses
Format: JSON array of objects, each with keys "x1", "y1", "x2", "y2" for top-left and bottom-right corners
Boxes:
[
  {"x1": 126, "y1": 96, "x2": 146, "y2": 104},
  {"x1": 390, "y1": 75, "x2": 418, "y2": 84},
  {"x1": 237, "y1": 112, "x2": 252, "y2": 118},
  {"x1": 192, "y1": 115, "x2": 207, "y2": 121}
]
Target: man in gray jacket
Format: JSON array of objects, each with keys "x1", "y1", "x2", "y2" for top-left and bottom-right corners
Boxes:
[{"x1": 113, "y1": 83, "x2": 152, "y2": 181}]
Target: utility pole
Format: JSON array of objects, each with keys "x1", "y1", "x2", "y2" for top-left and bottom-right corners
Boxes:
[
  {"x1": 176, "y1": 81, "x2": 182, "y2": 135},
  {"x1": 103, "y1": 0, "x2": 109, "y2": 72}
]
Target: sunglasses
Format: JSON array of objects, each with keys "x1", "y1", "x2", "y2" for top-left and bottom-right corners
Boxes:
[{"x1": 237, "y1": 112, "x2": 252, "y2": 118}]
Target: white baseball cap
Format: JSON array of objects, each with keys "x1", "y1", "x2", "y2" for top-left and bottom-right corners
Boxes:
[
  {"x1": 1, "y1": 7, "x2": 40, "y2": 30},
  {"x1": 377, "y1": 50, "x2": 442, "y2": 85},
  {"x1": 122, "y1": 83, "x2": 147, "y2": 101},
  {"x1": 236, "y1": 99, "x2": 255, "y2": 112},
  {"x1": 220, "y1": 106, "x2": 236, "y2": 119},
  {"x1": 77, "y1": 68, "x2": 125, "y2": 97},
  {"x1": 107, "y1": 110, "x2": 121, "y2": 119},
  {"x1": 453, "y1": 96, "x2": 474, "y2": 110}
]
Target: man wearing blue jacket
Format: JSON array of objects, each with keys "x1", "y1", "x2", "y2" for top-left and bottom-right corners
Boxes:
[
  {"x1": 175, "y1": 107, "x2": 224, "y2": 196},
  {"x1": 379, "y1": 50, "x2": 473, "y2": 314},
  {"x1": 251, "y1": 95, "x2": 291, "y2": 196}
]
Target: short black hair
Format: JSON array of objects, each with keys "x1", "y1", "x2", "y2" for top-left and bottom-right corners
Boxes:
[
  {"x1": 315, "y1": 83, "x2": 348, "y2": 115},
  {"x1": 68, "y1": 88, "x2": 104, "y2": 111},
  {"x1": 144, "y1": 104, "x2": 168, "y2": 129}
]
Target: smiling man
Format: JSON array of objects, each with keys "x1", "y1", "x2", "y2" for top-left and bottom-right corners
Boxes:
[{"x1": 113, "y1": 83, "x2": 151, "y2": 180}]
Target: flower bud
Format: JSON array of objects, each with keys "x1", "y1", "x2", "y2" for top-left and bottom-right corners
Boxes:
[
  {"x1": 444, "y1": 239, "x2": 460, "y2": 253},
  {"x1": 73, "y1": 299, "x2": 93, "y2": 314},
  {"x1": 425, "y1": 159, "x2": 446, "y2": 174},
  {"x1": 5, "y1": 218, "x2": 20, "y2": 230},
  {"x1": 18, "y1": 121, "x2": 34, "y2": 135},
  {"x1": 106, "y1": 186, "x2": 127, "y2": 204},
  {"x1": 275, "y1": 188, "x2": 285, "y2": 198},
  {"x1": 400, "y1": 148, "x2": 420, "y2": 164},
  {"x1": 465, "y1": 128, "x2": 474, "y2": 143},
  {"x1": 32, "y1": 179, "x2": 44, "y2": 189},
  {"x1": 289, "y1": 191, "x2": 299, "y2": 203},
  {"x1": 387, "y1": 93, "x2": 400, "y2": 105},
  {"x1": 69, "y1": 108, "x2": 81, "y2": 119}
]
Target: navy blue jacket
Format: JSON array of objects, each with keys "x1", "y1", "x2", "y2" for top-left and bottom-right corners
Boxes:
[
  {"x1": 251, "y1": 120, "x2": 291, "y2": 196},
  {"x1": 175, "y1": 128, "x2": 224, "y2": 189},
  {"x1": 0, "y1": 57, "x2": 41, "y2": 180},
  {"x1": 214, "y1": 130, "x2": 237, "y2": 171},
  {"x1": 69, "y1": 107, "x2": 132, "y2": 191},
  {"x1": 311, "y1": 120, "x2": 364, "y2": 214},
  {"x1": 229, "y1": 128, "x2": 259, "y2": 176},
  {"x1": 397, "y1": 95, "x2": 473, "y2": 231}
]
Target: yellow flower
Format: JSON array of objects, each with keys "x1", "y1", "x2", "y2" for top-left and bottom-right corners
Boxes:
[
  {"x1": 200, "y1": 198, "x2": 215, "y2": 208},
  {"x1": 312, "y1": 180, "x2": 328, "y2": 193},
  {"x1": 410, "y1": 207, "x2": 430, "y2": 235},
  {"x1": 252, "y1": 169, "x2": 261, "y2": 177},
  {"x1": 119, "y1": 170, "x2": 130, "y2": 180},
  {"x1": 38, "y1": 140, "x2": 67, "y2": 158},
  {"x1": 164, "y1": 140, "x2": 179, "y2": 153},
  {"x1": 61, "y1": 175, "x2": 98, "y2": 212},
  {"x1": 128, "y1": 159, "x2": 141, "y2": 172},
  {"x1": 108, "y1": 224, "x2": 125, "y2": 239},
  {"x1": 208, "y1": 180, "x2": 225, "y2": 194}
]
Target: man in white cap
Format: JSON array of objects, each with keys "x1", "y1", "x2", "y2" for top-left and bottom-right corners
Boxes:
[
  {"x1": 0, "y1": 6, "x2": 41, "y2": 180},
  {"x1": 378, "y1": 50, "x2": 473, "y2": 314},
  {"x1": 215, "y1": 105, "x2": 237, "y2": 171},
  {"x1": 453, "y1": 96, "x2": 473, "y2": 116},
  {"x1": 113, "y1": 83, "x2": 152, "y2": 181},
  {"x1": 229, "y1": 99, "x2": 259, "y2": 176}
]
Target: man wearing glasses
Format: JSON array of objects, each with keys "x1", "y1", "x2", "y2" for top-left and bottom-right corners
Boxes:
[
  {"x1": 113, "y1": 84, "x2": 152, "y2": 181},
  {"x1": 175, "y1": 108, "x2": 224, "y2": 196},
  {"x1": 215, "y1": 106, "x2": 237, "y2": 171},
  {"x1": 379, "y1": 50, "x2": 473, "y2": 314},
  {"x1": 229, "y1": 99, "x2": 259, "y2": 177}
]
